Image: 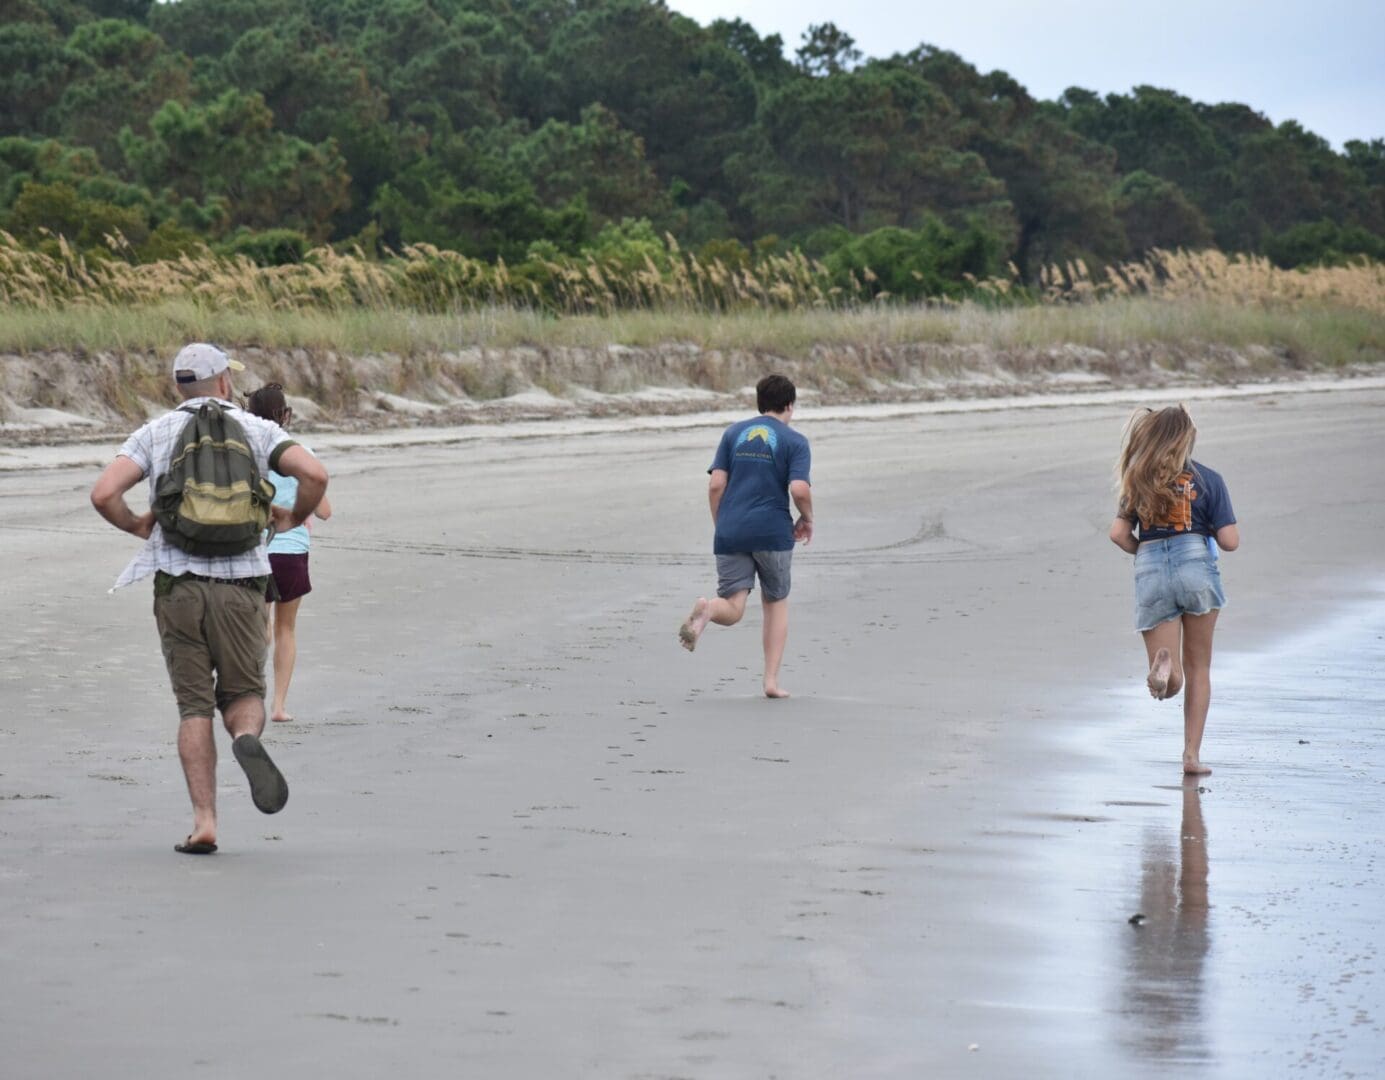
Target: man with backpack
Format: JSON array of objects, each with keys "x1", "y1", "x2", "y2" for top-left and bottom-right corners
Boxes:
[{"x1": 91, "y1": 343, "x2": 328, "y2": 856}]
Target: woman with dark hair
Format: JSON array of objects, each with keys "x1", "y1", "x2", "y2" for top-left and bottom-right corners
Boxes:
[
  {"x1": 1109, "y1": 404, "x2": 1239, "y2": 775},
  {"x1": 247, "y1": 384, "x2": 332, "y2": 722}
]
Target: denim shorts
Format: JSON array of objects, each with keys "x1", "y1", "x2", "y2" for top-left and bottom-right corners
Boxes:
[
  {"x1": 1133, "y1": 533, "x2": 1226, "y2": 631},
  {"x1": 716, "y1": 550, "x2": 793, "y2": 601}
]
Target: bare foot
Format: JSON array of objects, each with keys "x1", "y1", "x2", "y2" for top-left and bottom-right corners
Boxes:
[
  {"x1": 764, "y1": 684, "x2": 790, "y2": 699},
  {"x1": 270, "y1": 710, "x2": 294, "y2": 723},
  {"x1": 679, "y1": 598, "x2": 710, "y2": 652},
  {"x1": 1147, "y1": 648, "x2": 1172, "y2": 699},
  {"x1": 1183, "y1": 755, "x2": 1212, "y2": 776}
]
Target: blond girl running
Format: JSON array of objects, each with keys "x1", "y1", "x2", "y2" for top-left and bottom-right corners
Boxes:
[{"x1": 1109, "y1": 405, "x2": 1239, "y2": 775}]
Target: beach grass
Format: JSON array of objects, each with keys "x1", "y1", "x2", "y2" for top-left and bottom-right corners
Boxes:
[
  {"x1": 1, "y1": 297, "x2": 1381, "y2": 369},
  {"x1": 2, "y1": 234, "x2": 1382, "y2": 367}
]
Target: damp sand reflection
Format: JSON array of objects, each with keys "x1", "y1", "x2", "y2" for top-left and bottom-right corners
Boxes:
[
  {"x1": 1092, "y1": 589, "x2": 1385, "y2": 1075},
  {"x1": 1120, "y1": 780, "x2": 1211, "y2": 1064}
]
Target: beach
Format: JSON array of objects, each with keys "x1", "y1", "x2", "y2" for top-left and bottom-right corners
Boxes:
[{"x1": 1, "y1": 382, "x2": 1382, "y2": 1078}]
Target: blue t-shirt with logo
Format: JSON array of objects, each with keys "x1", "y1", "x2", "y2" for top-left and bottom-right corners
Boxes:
[
  {"x1": 1131, "y1": 460, "x2": 1236, "y2": 542},
  {"x1": 709, "y1": 416, "x2": 811, "y2": 554}
]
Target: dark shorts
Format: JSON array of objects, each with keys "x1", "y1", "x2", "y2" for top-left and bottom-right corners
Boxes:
[
  {"x1": 716, "y1": 550, "x2": 793, "y2": 601},
  {"x1": 269, "y1": 553, "x2": 312, "y2": 603},
  {"x1": 154, "y1": 577, "x2": 268, "y2": 719}
]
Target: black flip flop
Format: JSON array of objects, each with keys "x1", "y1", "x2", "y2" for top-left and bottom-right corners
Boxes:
[
  {"x1": 175, "y1": 837, "x2": 217, "y2": 855},
  {"x1": 232, "y1": 733, "x2": 289, "y2": 814}
]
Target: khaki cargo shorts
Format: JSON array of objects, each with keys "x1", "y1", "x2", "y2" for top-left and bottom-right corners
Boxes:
[{"x1": 153, "y1": 575, "x2": 269, "y2": 719}]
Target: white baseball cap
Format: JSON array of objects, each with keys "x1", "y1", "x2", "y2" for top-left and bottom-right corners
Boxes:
[{"x1": 172, "y1": 343, "x2": 244, "y2": 384}]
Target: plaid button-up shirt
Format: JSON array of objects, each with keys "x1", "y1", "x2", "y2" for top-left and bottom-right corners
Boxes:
[{"x1": 111, "y1": 398, "x2": 293, "y2": 590}]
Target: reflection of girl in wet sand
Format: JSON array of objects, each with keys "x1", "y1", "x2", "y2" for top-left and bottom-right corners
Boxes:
[
  {"x1": 1109, "y1": 406, "x2": 1239, "y2": 775},
  {"x1": 248, "y1": 384, "x2": 332, "y2": 722},
  {"x1": 1121, "y1": 780, "x2": 1210, "y2": 1064}
]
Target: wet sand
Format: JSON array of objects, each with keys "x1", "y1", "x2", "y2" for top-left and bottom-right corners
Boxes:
[{"x1": 2, "y1": 385, "x2": 1383, "y2": 1077}]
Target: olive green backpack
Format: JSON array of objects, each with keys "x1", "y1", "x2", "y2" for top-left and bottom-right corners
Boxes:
[{"x1": 153, "y1": 402, "x2": 276, "y2": 556}]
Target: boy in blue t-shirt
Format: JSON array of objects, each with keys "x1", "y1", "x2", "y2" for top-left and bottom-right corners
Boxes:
[{"x1": 678, "y1": 374, "x2": 814, "y2": 698}]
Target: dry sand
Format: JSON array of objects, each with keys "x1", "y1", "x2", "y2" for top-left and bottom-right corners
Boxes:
[{"x1": 1, "y1": 383, "x2": 1382, "y2": 1078}]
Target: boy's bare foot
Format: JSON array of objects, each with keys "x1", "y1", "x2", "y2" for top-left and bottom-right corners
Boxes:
[
  {"x1": 679, "y1": 598, "x2": 709, "y2": 652},
  {"x1": 764, "y1": 684, "x2": 790, "y2": 699},
  {"x1": 270, "y1": 711, "x2": 294, "y2": 723},
  {"x1": 1183, "y1": 754, "x2": 1212, "y2": 776},
  {"x1": 1147, "y1": 648, "x2": 1172, "y2": 699}
]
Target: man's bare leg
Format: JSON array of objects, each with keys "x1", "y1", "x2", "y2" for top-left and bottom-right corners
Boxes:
[
  {"x1": 1179, "y1": 610, "x2": 1219, "y2": 775},
  {"x1": 223, "y1": 692, "x2": 266, "y2": 740},
  {"x1": 224, "y1": 693, "x2": 289, "y2": 814},
  {"x1": 762, "y1": 596, "x2": 789, "y2": 698},
  {"x1": 270, "y1": 597, "x2": 301, "y2": 722},
  {"x1": 1141, "y1": 619, "x2": 1184, "y2": 700},
  {"x1": 680, "y1": 590, "x2": 748, "y2": 651},
  {"x1": 177, "y1": 715, "x2": 218, "y2": 847}
]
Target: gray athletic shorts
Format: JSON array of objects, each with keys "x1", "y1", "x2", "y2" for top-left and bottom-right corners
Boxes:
[{"x1": 716, "y1": 550, "x2": 793, "y2": 601}]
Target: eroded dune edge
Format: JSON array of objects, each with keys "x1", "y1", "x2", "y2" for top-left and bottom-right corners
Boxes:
[{"x1": 4, "y1": 340, "x2": 1379, "y2": 443}]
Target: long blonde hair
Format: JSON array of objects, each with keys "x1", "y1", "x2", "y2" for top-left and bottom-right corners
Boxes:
[{"x1": 1116, "y1": 405, "x2": 1197, "y2": 525}]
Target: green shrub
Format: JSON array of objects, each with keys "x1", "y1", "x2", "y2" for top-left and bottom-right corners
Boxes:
[
  {"x1": 1264, "y1": 220, "x2": 1385, "y2": 268},
  {"x1": 220, "y1": 228, "x2": 309, "y2": 266},
  {"x1": 824, "y1": 218, "x2": 1003, "y2": 299},
  {"x1": 5, "y1": 180, "x2": 150, "y2": 251},
  {"x1": 137, "y1": 220, "x2": 206, "y2": 262},
  {"x1": 583, "y1": 217, "x2": 669, "y2": 270},
  {"x1": 697, "y1": 237, "x2": 750, "y2": 271}
]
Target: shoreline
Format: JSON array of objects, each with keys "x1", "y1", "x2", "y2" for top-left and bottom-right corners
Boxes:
[{"x1": 1012, "y1": 583, "x2": 1385, "y2": 1074}]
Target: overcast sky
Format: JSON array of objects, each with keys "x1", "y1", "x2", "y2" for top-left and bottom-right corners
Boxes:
[{"x1": 666, "y1": 0, "x2": 1383, "y2": 149}]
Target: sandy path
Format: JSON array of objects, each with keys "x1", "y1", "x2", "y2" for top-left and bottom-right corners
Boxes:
[{"x1": 1, "y1": 387, "x2": 1382, "y2": 1078}]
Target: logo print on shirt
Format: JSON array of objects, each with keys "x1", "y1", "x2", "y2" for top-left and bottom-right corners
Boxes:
[
  {"x1": 1146, "y1": 471, "x2": 1196, "y2": 532},
  {"x1": 735, "y1": 424, "x2": 778, "y2": 452}
]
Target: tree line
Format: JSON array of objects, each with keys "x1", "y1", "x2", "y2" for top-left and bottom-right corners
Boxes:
[{"x1": 2, "y1": 0, "x2": 1382, "y2": 299}]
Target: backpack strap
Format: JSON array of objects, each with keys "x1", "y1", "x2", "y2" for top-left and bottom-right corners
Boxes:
[{"x1": 177, "y1": 400, "x2": 232, "y2": 414}]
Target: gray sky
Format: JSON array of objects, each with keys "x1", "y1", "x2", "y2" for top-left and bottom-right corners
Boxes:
[{"x1": 667, "y1": 0, "x2": 1383, "y2": 149}]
